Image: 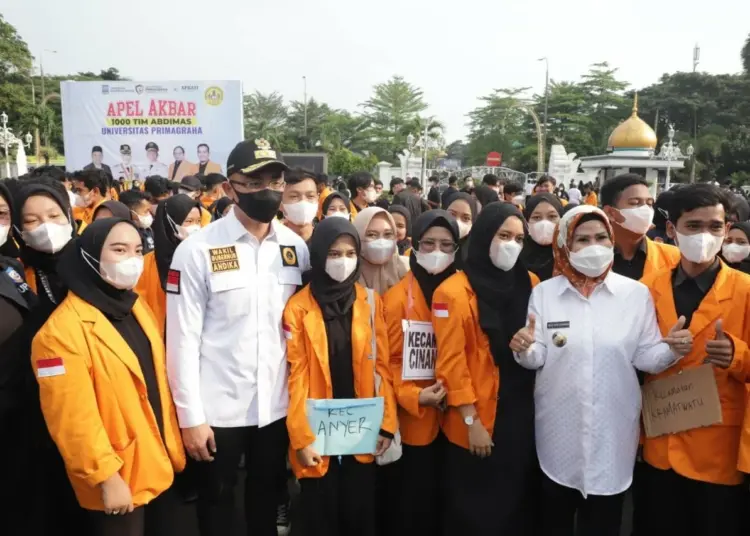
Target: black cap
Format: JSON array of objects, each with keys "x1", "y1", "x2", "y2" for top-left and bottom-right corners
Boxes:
[
  {"x1": 180, "y1": 175, "x2": 203, "y2": 192},
  {"x1": 145, "y1": 141, "x2": 159, "y2": 152},
  {"x1": 120, "y1": 144, "x2": 131, "y2": 155},
  {"x1": 226, "y1": 138, "x2": 288, "y2": 176},
  {"x1": 92, "y1": 145, "x2": 103, "y2": 153}
]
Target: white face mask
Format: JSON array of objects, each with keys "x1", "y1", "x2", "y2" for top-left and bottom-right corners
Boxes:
[
  {"x1": 722, "y1": 243, "x2": 750, "y2": 264},
  {"x1": 457, "y1": 220, "x2": 472, "y2": 239},
  {"x1": 83, "y1": 250, "x2": 144, "y2": 290},
  {"x1": 489, "y1": 239, "x2": 522, "y2": 271},
  {"x1": 364, "y1": 188, "x2": 378, "y2": 204},
  {"x1": 569, "y1": 245, "x2": 614, "y2": 278},
  {"x1": 675, "y1": 231, "x2": 724, "y2": 264},
  {"x1": 529, "y1": 220, "x2": 556, "y2": 246},
  {"x1": 618, "y1": 205, "x2": 654, "y2": 235},
  {"x1": 415, "y1": 250, "x2": 455, "y2": 275},
  {"x1": 22, "y1": 222, "x2": 73, "y2": 254},
  {"x1": 177, "y1": 224, "x2": 200, "y2": 241},
  {"x1": 328, "y1": 211, "x2": 350, "y2": 220},
  {"x1": 283, "y1": 201, "x2": 318, "y2": 226},
  {"x1": 134, "y1": 212, "x2": 153, "y2": 229},
  {"x1": 362, "y1": 239, "x2": 395, "y2": 264},
  {"x1": 74, "y1": 194, "x2": 88, "y2": 208},
  {"x1": 325, "y1": 257, "x2": 358, "y2": 282},
  {"x1": 0, "y1": 224, "x2": 8, "y2": 248}
]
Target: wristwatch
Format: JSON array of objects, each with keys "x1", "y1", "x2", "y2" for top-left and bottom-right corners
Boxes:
[{"x1": 464, "y1": 414, "x2": 479, "y2": 426}]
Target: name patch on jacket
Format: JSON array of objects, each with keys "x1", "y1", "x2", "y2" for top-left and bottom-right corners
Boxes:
[
  {"x1": 166, "y1": 269, "x2": 181, "y2": 294},
  {"x1": 209, "y1": 246, "x2": 240, "y2": 273},
  {"x1": 547, "y1": 321, "x2": 570, "y2": 329},
  {"x1": 280, "y1": 246, "x2": 298, "y2": 267},
  {"x1": 4, "y1": 266, "x2": 30, "y2": 295},
  {"x1": 37, "y1": 357, "x2": 66, "y2": 378}
]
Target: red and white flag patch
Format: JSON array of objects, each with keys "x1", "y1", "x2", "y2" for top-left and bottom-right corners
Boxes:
[
  {"x1": 166, "y1": 269, "x2": 181, "y2": 294},
  {"x1": 282, "y1": 322, "x2": 292, "y2": 340},
  {"x1": 433, "y1": 303, "x2": 449, "y2": 318},
  {"x1": 37, "y1": 357, "x2": 66, "y2": 378}
]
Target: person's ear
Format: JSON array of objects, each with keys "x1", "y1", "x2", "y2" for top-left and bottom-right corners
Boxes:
[
  {"x1": 602, "y1": 205, "x2": 624, "y2": 225},
  {"x1": 666, "y1": 220, "x2": 676, "y2": 241}
]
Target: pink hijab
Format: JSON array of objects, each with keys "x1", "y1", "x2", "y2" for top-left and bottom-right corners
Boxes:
[{"x1": 352, "y1": 207, "x2": 409, "y2": 294}]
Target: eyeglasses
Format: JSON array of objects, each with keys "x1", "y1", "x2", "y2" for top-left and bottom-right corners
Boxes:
[
  {"x1": 230, "y1": 178, "x2": 285, "y2": 193},
  {"x1": 418, "y1": 239, "x2": 458, "y2": 253}
]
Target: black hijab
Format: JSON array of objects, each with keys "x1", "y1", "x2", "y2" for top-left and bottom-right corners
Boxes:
[
  {"x1": 389, "y1": 204, "x2": 412, "y2": 255},
  {"x1": 309, "y1": 217, "x2": 361, "y2": 319},
  {"x1": 725, "y1": 222, "x2": 750, "y2": 274},
  {"x1": 153, "y1": 194, "x2": 201, "y2": 290},
  {"x1": 444, "y1": 192, "x2": 479, "y2": 270},
  {"x1": 57, "y1": 218, "x2": 139, "y2": 320},
  {"x1": 321, "y1": 191, "x2": 351, "y2": 219},
  {"x1": 732, "y1": 195, "x2": 750, "y2": 222},
  {"x1": 464, "y1": 202, "x2": 533, "y2": 374},
  {"x1": 521, "y1": 193, "x2": 563, "y2": 281},
  {"x1": 474, "y1": 185, "x2": 500, "y2": 208},
  {"x1": 0, "y1": 181, "x2": 20, "y2": 259},
  {"x1": 409, "y1": 210, "x2": 459, "y2": 307},
  {"x1": 93, "y1": 200, "x2": 132, "y2": 221},
  {"x1": 211, "y1": 197, "x2": 234, "y2": 221}
]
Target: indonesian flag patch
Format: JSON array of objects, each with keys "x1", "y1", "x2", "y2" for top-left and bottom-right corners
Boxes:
[
  {"x1": 282, "y1": 322, "x2": 292, "y2": 340},
  {"x1": 433, "y1": 303, "x2": 449, "y2": 318},
  {"x1": 166, "y1": 269, "x2": 181, "y2": 294},
  {"x1": 37, "y1": 357, "x2": 66, "y2": 378}
]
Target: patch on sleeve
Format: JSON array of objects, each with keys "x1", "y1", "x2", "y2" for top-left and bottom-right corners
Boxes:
[
  {"x1": 166, "y1": 269, "x2": 181, "y2": 294},
  {"x1": 282, "y1": 322, "x2": 292, "y2": 340},
  {"x1": 280, "y1": 246, "x2": 299, "y2": 267},
  {"x1": 37, "y1": 357, "x2": 66, "y2": 378},
  {"x1": 432, "y1": 303, "x2": 449, "y2": 318}
]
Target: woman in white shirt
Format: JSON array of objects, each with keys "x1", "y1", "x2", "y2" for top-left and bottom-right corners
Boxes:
[{"x1": 511, "y1": 204, "x2": 692, "y2": 536}]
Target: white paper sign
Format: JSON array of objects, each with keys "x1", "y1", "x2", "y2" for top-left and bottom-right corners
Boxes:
[{"x1": 402, "y1": 320, "x2": 437, "y2": 380}]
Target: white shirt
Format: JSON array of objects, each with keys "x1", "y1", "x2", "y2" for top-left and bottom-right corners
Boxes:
[
  {"x1": 567, "y1": 187, "x2": 582, "y2": 204},
  {"x1": 141, "y1": 161, "x2": 169, "y2": 178},
  {"x1": 515, "y1": 272, "x2": 678, "y2": 497},
  {"x1": 166, "y1": 208, "x2": 310, "y2": 428}
]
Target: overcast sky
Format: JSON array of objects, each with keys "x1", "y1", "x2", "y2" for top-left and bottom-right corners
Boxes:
[{"x1": 6, "y1": 0, "x2": 749, "y2": 143}]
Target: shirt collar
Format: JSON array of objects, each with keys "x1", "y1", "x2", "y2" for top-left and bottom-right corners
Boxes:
[
  {"x1": 672, "y1": 258, "x2": 720, "y2": 292},
  {"x1": 614, "y1": 237, "x2": 647, "y2": 257},
  {"x1": 224, "y1": 205, "x2": 278, "y2": 244},
  {"x1": 557, "y1": 271, "x2": 618, "y2": 298}
]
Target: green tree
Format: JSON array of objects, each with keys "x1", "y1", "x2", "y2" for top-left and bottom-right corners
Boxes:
[
  {"x1": 242, "y1": 90, "x2": 289, "y2": 148},
  {"x1": 328, "y1": 147, "x2": 377, "y2": 176},
  {"x1": 286, "y1": 98, "x2": 333, "y2": 151},
  {"x1": 578, "y1": 62, "x2": 630, "y2": 149},
  {"x1": 361, "y1": 75, "x2": 428, "y2": 160},
  {"x1": 742, "y1": 33, "x2": 750, "y2": 74}
]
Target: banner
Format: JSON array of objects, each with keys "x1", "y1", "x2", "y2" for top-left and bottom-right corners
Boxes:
[{"x1": 60, "y1": 80, "x2": 243, "y2": 179}]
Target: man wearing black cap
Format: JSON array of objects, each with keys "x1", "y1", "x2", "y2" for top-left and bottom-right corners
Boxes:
[
  {"x1": 166, "y1": 138, "x2": 310, "y2": 536},
  {"x1": 113, "y1": 144, "x2": 138, "y2": 181},
  {"x1": 83, "y1": 145, "x2": 112, "y2": 175},
  {"x1": 141, "y1": 141, "x2": 168, "y2": 178},
  {"x1": 179, "y1": 175, "x2": 213, "y2": 226}
]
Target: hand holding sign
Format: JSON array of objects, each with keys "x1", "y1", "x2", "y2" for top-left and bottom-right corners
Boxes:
[
  {"x1": 662, "y1": 315, "x2": 693, "y2": 356},
  {"x1": 704, "y1": 319, "x2": 734, "y2": 368},
  {"x1": 296, "y1": 445, "x2": 323, "y2": 467},
  {"x1": 418, "y1": 380, "x2": 446, "y2": 409},
  {"x1": 510, "y1": 314, "x2": 536, "y2": 353},
  {"x1": 375, "y1": 435, "x2": 392, "y2": 456}
]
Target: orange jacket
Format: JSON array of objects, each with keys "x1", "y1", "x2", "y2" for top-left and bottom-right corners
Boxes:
[
  {"x1": 641, "y1": 238, "x2": 681, "y2": 282},
  {"x1": 31, "y1": 292, "x2": 185, "y2": 510},
  {"x1": 284, "y1": 284, "x2": 397, "y2": 479},
  {"x1": 317, "y1": 187, "x2": 332, "y2": 220},
  {"x1": 642, "y1": 262, "x2": 750, "y2": 485},
  {"x1": 167, "y1": 160, "x2": 196, "y2": 183},
  {"x1": 383, "y1": 273, "x2": 441, "y2": 446},
  {"x1": 584, "y1": 192, "x2": 598, "y2": 206},
  {"x1": 200, "y1": 206, "x2": 212, "y2": 227},
  {"x1": 433, "y1": 270, "x2": 539, "y2": 450},
  {"x1": 135, "y1": 252, "x2": 165, "y2": 338}
]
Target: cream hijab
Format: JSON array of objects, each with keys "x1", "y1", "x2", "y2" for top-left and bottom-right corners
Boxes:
[{"x1": 352, "y1": 207, "x2": 410, "y2": 294}]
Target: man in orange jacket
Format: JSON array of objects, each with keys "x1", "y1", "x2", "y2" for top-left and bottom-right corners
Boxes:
[{"x1": 639, "y1": 184, "x2": 750, "y2": 536}]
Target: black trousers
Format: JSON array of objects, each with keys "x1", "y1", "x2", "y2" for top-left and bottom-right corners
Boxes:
[
  {"x1": 540, "y1": 472, "x2": 625, "y2": 536},
  {"x1": 194, "y1": 418, "x2": 289, "y2": 536},
  {"x1": 374, "y1": 458, "x2": 402, "y2": 536},
  {"x1": 400, "y1": 437, "x2": 444, "y2": 536},
  {"x1": 88, "y1": 487, "x2": 194, "y2": 536},
  {"x1": 630, "y1": 459, "x2": 647, "y2": 536},
  {"x1": 639, "y1": 464, "x2": 744, "y2": 536},
  {"x1": 298, "y1": 456, "x2": 376, "y2": 536}
]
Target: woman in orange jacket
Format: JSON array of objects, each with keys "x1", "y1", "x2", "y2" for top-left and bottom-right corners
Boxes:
[
  {"x1": 384, "y1": 210, "x2": 459, "y2": 536},
  {"x1": 433, "y1": 202, "x2": 540, "y2": 535},
  {"x1": 136, "y1": 194, "x2": 201, "y2": 335},
  {"x1": 31, "y1": 218, "x2": 187, "y2": 535},
  {"x1": 284, "y1": 217, "x2": 397, "y2": 536}
]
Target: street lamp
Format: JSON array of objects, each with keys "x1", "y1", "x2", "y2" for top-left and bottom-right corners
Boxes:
[
  {"x1": 1, "y1": 112, "x2": 9, "y2": 178},
  {"x1": 24, "y1": 132, "x2": 32, "y2": 148},
  {"x1": 657, "y1": 124, "x2": 686, "y2": 191}
]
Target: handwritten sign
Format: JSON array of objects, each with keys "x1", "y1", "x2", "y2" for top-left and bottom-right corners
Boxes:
[
  {"x1": 306, "y1": 397, "x2": 384, "y2": 456},
  {"x1": 641, "y1": 365, "x2": 723, "y2": 438},
  {"x1": 401, "y1": 320, "x2": 437, "y2": 381}
]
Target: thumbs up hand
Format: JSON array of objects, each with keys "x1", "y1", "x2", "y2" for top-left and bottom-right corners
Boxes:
[
  {"x1": 704, "y1": 319, "x2": 734, "y2": 368},
  {"x1": 662, "y1": 316, "x2": 693, "y2": 356},
  {"x1": 510, "y1": 314, "x2": 536, "y2": 353}
]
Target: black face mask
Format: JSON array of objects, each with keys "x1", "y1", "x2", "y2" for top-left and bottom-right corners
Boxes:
[{"x1": 234, "y1": 188, "x2": 283, "y2": 223}]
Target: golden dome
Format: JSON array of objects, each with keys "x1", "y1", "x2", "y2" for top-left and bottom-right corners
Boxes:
[{"x1": 607, "y1": 94, "x2": 657, "y2": 151}]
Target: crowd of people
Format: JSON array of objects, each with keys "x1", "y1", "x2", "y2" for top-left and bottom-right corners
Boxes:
[{"x1": 2, "y1": 137, "x2": 750, "y2": 536}]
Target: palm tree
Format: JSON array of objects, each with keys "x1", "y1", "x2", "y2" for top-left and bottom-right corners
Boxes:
[{"x1": 742, "y1": 33, "x2": 750, "y2": 74}]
